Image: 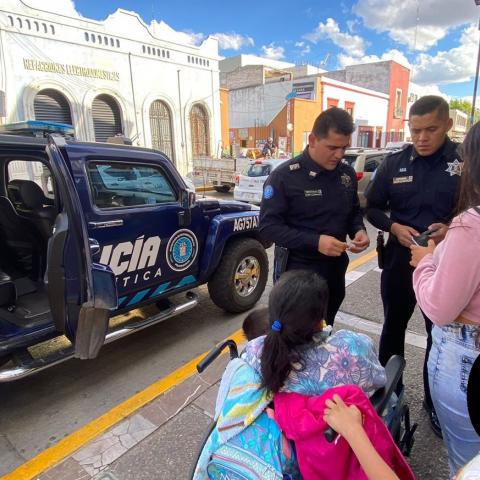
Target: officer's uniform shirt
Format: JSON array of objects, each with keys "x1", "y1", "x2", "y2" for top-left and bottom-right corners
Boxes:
[
  {"x1": 365, "y1": 138, "x2": 462, "y2": 234},
  {"x1": 259, "y1": 148, "x2": 365, "y2": 259}
]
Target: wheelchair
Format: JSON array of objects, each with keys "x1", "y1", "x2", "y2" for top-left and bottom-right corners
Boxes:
[{"x1": 190, "y1": 339, "x2": 417, "y2": 479}]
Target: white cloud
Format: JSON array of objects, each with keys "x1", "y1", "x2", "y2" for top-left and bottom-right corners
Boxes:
[
  {"x1": 409, "y1": 82, "x2": 450, "y2": 101},
  {"x1": 213, "y1": 32, "x2": 254, "y2": 50},
  {"x1": 23, "y1": 0, "x2": 80, "y2": 16},
  {"x1": 338, "y1": 48, "x2": 411, "y2": 70},
  {"x1": 304, "y1": 18, "x2": 367, "y2": 58},
  {"x1": 261, "y1": 43, "x2": 285, "y2": 60},
  {"x1": 150, "y1": 20, "x2": 205, "y2": 46},
  {"x1": 354, "y1": 0, "x2": 478, "y2": 50},
  {"x1": 346, "y1": 19, "x2": 360, "y2": 33},
  {"x1": 412, "y1": 23, "x2": 479, "y2": 85},
  {"x1": 295, "y1": 41, "x2": 311, "y2": 55}
]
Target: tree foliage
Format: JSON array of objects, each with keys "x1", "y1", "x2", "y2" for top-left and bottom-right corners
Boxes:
[{"x1": 450, "y1": 99, "x2": 480, "y2": 122}]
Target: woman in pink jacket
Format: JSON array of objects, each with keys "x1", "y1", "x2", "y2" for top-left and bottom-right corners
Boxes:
[{"x1": 410, "y1": 121, "x2": 480, "y2": 477}]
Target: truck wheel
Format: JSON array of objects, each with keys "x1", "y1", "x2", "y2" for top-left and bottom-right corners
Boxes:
[
  {"x1": 208, "y1": 238, "x2": 268, "y2": 313},
  {"x1": 214, "y1": 185, "x2": 231, "y2": 193}
]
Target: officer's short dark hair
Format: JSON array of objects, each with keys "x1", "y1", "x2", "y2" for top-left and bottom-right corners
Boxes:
[
  {"x1": 409, "y1": 95, "x2": 450, "y2": 120},
  {"x1": 311, "y1": 107, "x2": 355, "y2": 139}
]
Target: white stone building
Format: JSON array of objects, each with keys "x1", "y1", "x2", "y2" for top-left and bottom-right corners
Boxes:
[{"x1": 0, "y1": 0, "x2": 222, "y2": 174}]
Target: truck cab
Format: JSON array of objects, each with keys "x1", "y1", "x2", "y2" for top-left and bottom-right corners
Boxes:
[{"x1": 0, "y1": 123, "x2": 269, "y2": 381}]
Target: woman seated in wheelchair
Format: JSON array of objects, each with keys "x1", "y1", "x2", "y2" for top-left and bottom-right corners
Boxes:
[{"x1": 193, "y1": 270, "x2": 412, "y2": 480}]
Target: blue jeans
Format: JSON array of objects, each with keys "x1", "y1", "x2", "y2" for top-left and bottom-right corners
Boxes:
[{"x1": 428, "y1": 324, "x2": 480, "y2": 477}]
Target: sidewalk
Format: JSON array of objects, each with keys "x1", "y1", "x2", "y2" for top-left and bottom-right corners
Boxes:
[{"x1": 37, "y1": 348, "x2": 230, "y2": 480}]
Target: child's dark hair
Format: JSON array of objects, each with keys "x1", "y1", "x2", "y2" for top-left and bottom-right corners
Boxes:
[
  {"x1": 242, "y1": 307, "x2": 269, "y2": 341},
  {"x1": 261, "y1": 270, "x2": 329, "y2": 393}
]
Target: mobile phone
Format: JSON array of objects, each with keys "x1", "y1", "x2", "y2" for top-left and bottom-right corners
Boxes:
[{"x1": 411, "y1": 228, "x2": 438, "y2": 247}]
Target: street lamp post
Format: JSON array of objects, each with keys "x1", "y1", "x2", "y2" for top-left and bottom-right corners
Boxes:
[{"x1": 471, "y1": 1, "x2": 480, "y2": 125}]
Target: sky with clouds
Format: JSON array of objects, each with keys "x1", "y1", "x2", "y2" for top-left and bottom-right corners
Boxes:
[{"x1": 24, "y1": 0, "x2": 479, "y2": 99}]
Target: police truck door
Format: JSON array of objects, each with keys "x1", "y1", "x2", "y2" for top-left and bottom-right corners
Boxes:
[
  {"x1": 45, "y1": 137, "x2": 118, "y2": 360},
  {"x1": 64, "y1": 145, "x2": 206, "y2": 310}
]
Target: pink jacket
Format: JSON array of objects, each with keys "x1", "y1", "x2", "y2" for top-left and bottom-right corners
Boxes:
[{"x1": 274, "y1": 385, "x2": 415, "y2": 480}]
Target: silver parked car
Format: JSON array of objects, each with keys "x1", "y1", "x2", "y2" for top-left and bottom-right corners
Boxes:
[{"x1": 342, "y1": 148, "x2": 390, "y2": 208}]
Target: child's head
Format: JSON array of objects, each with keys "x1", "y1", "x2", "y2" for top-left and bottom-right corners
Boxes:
[
  {"x1": 242, "y1": 307, "x2": 269, "y2": 341},
  {"x1": 261, "y1": 270, "x2": 329, "y2": 394}
]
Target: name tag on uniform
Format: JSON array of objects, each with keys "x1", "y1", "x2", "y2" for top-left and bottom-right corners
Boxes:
[
  {"x1": 304, "y1": 189, "x2": 323, "y2": 197},
  {"x1": 393, "y1": 176, "x2": 413, "y2": 184}
]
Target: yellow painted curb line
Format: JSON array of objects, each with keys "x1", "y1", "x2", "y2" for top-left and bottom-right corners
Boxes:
[
  {"x1": 1, "y1": 330, "x2": 246, "y2": 480},
  {"x1": 2, "y1": 249, "x2": 377, "y2": 480},
  {"x1": 347, "y1": 248, "x2": 377, "y2": 272}
]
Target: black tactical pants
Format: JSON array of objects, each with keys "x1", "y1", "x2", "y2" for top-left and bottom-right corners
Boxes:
[
  {"x1": 380, "y1": 240, "x2": 433, "y2": 409},
  {"x1": 285, "y1": 252, "x2": 349, "y2": 326}
]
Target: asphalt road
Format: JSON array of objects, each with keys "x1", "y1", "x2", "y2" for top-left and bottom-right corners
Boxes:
[{"x1": 0, "y1": 191, "x2": 446, "y2": 479}]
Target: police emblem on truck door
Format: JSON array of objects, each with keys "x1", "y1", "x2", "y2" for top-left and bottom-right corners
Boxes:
[{"x1": 166, "y1": 229, "x2": 198, "y2": 271}]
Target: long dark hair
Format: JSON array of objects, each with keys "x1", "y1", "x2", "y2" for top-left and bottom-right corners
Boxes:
[
  {"x1": 457, "y1": 121, "x2": 480, "y2": 215},
  {"x1": 261, "y1": 270, "x2": 329, "y2": 394}
]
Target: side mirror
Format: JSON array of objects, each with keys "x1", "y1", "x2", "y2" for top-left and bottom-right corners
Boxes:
[
  {"x1": 179, "y1": 189, "x2": 196, "y2": 210},
  {"x1": 178, "y1": 189, "x2": 195, "y2": 226}
]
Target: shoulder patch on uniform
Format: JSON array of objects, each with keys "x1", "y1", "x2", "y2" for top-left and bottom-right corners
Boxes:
[
  {"x1": 340, "y1": 172, "x2": 352, "y2": 188},
  {"x1": 289, "y1": 163, "x2": 300, "y2": 171},
  {"x1": 264, "y1": 185, "x2": 274, "y2": 199}
]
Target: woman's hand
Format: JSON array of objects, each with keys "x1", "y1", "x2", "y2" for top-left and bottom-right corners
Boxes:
[
  {"x1": 410, "y1": 239, "x2": 435, "y2": 268},
  {"x1": 323, "y1": 394, "x2": 362, "y2": 440}
]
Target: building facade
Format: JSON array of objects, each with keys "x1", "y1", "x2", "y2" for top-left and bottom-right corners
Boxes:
[
  {"x1": 0, "y1": 0, "x2": 223, "y2": 175},
  {"x1": 221, "y1": 55, "x2": 391, "y2": 155}
]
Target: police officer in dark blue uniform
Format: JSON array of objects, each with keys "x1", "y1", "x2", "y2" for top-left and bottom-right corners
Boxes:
[
  {"x1": 365, "y1": 95, "x2": 462, "y2": 437},
  {"x1": 259, "y1": 108, "x2": 369, "y2": 326}
]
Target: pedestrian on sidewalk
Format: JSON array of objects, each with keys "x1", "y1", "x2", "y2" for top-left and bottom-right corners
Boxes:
[
  {"x1": 365, "y1": 95, "x2": 462, "y2": 437},
  {"x1": 259, "y1": 107, "x2": 369, "y2": 326},
  {"x1": 410, "y1": 121, "x2": 480, "y2": 477}
]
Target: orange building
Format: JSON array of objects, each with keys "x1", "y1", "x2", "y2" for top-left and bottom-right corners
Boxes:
[{"x1": 220, "y1": 58, "x2": 410, "y2": 156}]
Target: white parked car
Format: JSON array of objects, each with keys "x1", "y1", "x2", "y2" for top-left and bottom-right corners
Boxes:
[{"x1": 234, "y1": 159, "x2": 287, "y2": 204}]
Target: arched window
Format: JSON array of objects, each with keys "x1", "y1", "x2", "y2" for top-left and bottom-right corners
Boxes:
[
  {"x1": 149, "y1": 100, "x2": 175, "y2": 162},
  {"x1": 34, "y1": 89, "x2": 73, "y2": 125},
  {"x1": 92, "y1": 94, "x2": 123, "y2": 142},
  {"x1": 85, "y1": 32, "x2": 89, "y2": 41},
  {"x1": 25, "y1": 19, "x2": 31, "y2": 30},
  {"x1": 7, "y1": 16, "x2": 13, "y2": 27},
  {"x1": 50, "y1": 25, "x2": 55, "y2": 34},
  {"x1": 190, "y1": 104, "x2": 210, "y2": 157},
  {"x1": 17, "y1": 18, "x2": 23, "y2": 28}
]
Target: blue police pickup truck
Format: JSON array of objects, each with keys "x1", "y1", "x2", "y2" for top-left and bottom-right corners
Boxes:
[{"x1": 0, "y1": 123, "x2": 269, "y2": 381}]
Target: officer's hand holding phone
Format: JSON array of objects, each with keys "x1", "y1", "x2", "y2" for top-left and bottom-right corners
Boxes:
[
  {"x1": 427, "y1": 223, "x2": 449, "y2": 243},
  {"x1": 410, "y1": 239, "x2": 435, "y2": 267},
  {"x1": 390, "y1": 223, "x2": 420, "y2": 248},
  {"x1": 348, "y1": 230, "x2": 370, "y2": 253},
  {"x1": 318, "y1": 235, "x2": 348, "y2": 257}
]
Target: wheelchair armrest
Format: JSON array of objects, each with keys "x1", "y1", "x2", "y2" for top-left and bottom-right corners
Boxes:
[
  {"x1": 370, "y1": 355, "x2": 405, "y2": 415},
  {"x1": 196, "y1": 339, "x2": 239, "y2": 373},
  {"x1": 324, "y1": 355, "x2": 405, "y2": 443}
]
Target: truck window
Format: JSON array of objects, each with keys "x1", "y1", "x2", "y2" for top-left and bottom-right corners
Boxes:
[
  {"x1": 246, "y1": 164, "x2": 271, "y2": 177},
  {"x1": 7, "y1": 160, "x2": 54, "y2": 199},
  {"x1": 88, "y1": 161, "x2": 177, "y2": 209}
]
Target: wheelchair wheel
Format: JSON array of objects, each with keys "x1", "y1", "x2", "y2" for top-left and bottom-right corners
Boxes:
[
  {"x1": 189, "y1": 420, "x2": 216, "y2": 479},
  {"x1": 398, "y1": 404, "x2": 417, "y2": 457}
]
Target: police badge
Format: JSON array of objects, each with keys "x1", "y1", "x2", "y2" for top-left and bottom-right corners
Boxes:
[{"x1": 341, "y1": 173, "x2": 352, "y2": 188}]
